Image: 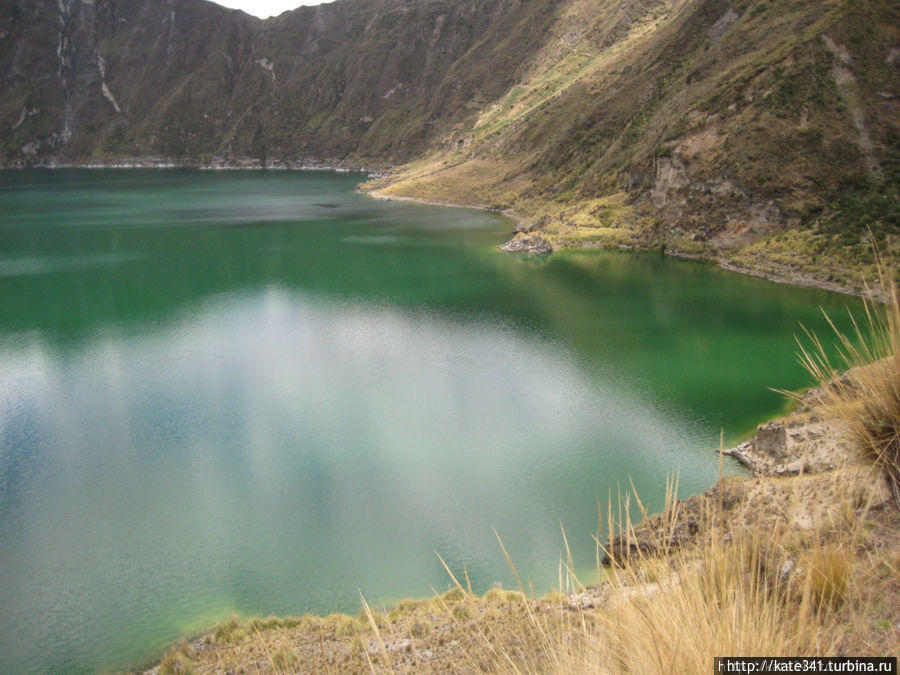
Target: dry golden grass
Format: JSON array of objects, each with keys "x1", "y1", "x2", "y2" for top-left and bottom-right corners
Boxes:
[
  {"x1": 549, "y1": 488, "x2": 869, "y2": 673},
  {"x1": 797, "y1": 255, "x2": 900, "y2": 504},
  {"x1": 162, "y1": 462, "x2": 895, "y2": 673}
]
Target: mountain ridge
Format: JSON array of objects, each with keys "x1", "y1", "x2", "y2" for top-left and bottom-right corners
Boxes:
[{"x1": 1, "y1": 0, "x2": 561, "y2": 164}]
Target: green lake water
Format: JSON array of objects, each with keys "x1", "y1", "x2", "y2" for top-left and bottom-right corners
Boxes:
[{"x1": 0, "y1": 169, "x2": 863, "y2": 672}]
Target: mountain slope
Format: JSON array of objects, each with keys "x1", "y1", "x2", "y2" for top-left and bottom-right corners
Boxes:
[
  {"x1": 0, "y1": 0, "x2": 560, "y2": 165},
  {"x1": 366, "y1": 0, "x2": 899, "y2": 292}
]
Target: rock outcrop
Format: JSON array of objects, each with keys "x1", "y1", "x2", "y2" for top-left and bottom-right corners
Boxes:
[
  {"x1": 724, "y1": 411, "x2": 856, "y2": 476},
  {"x1": 498, "y1": 235, "x2": 552, "y2": 254}
]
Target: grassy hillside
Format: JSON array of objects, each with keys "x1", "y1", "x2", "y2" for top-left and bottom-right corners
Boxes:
[
  {"x1": 0, "y1": 0, "x2": 560, "y2": 165},
  {"x1": 367, "y1": 0, "x2": 899, "y2": 294}
]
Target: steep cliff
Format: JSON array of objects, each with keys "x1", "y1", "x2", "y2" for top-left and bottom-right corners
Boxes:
[
  {"x1": 367, "y1": 0, "x2": 898, "y2": 291},
  {"x1": 0, "y1": 0, "x2": 559, "y2": 165}
]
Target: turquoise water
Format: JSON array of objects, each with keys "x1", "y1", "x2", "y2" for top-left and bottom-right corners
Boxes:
[{"x1": 0, "y1": 170, "x2": 862, "y2": 672}]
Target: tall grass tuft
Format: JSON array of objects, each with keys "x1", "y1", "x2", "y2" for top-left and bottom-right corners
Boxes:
[
  {"x1": 804, "y1": 544, "x2": 852, "y2": 607},
  {"x1": 543, "y1": 484, "x2": 858, "y2": 673},
  {"x1": 158, "y1": 643, "x2": 196, "y2": 675},
  {"x1": 796, "y1": 258, "x2": 900, "y2": 504},
  {"x1": 270, "y1": 644, "x2": 297, "y2": 672}
]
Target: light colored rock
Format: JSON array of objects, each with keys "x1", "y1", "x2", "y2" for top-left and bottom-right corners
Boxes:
[
  {"x1": 708, "y1": 7, "x2": 739, "y2": 44},
  {"x1": 754, "y1": 421, "x2": 788, "y2": 460},
  {"x1": 724, "y1": 414, "x2": 854, "y2": 476},
  {"x1": 498, "y1": 234, "x2": 552, "y2": 254},
  {"x1": 650, "y1": 156, "x2": 689, "y2": 209}
]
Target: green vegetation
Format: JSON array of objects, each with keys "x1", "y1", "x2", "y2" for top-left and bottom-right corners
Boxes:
[{"x1": 818, "y1": 159, "x2": 900, "y2": 246}]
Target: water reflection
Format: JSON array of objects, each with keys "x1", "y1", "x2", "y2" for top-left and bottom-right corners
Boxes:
[{"x1": 0, "y1": 288, "x2": 710, "y2": 672}]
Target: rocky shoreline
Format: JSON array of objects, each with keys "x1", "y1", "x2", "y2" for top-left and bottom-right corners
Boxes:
[
  {"x1": 364, "y1": 189, "x2": 876, "y2": 300},
  {"x1": 717, "y1": 258, "x2": 873, "y2": 301},
  {"x1": 365, "y1": 188, "x2": 505, "y2": 212},
  {"x1": 497, "y1": 234, "x2": 553, "y2": 254},
  {"x1": 2, "y1": 157, "x2": 388, "y2": 175},
  {"x1": 722, "y1": 413, "x2": 852, "y2": 477},
  {"x1": 1, "y1": 163, "x2": 875, "y2": 300},
  {"x1": 603, "y1": 388, "x2": 892, "y2": 566}
]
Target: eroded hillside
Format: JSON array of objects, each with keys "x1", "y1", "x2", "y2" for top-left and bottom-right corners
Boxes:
[
  {"x1": 0, "y1": 0, "x2": 559, "y2": 164},
  {"x1": 368, "y1": 0, "x2": 899, "y2": 293}
]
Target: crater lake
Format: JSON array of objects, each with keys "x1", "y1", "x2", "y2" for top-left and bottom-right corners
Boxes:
[{"x1": 0, "y1": 169, "x2": 862, "y2": 672}]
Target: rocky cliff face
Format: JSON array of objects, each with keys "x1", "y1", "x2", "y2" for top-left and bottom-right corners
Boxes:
[{"x1": 0, "y1": 0, "x2": 556, "y2": 166}]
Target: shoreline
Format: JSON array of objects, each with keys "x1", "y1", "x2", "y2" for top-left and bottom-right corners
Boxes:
[
  {"x1": 149, "y1": 387, "x2": 894, "y2": 672},
  {"x1": 715, "y1": 258, "x2": 870, "y2": 301},
  {"x1": 3, "y1": 162, "x2": 876, "y2": 301},
  {"x1": 1, "y1": 158, "x2": 389, "y2": 175},
  {"x1": 362, "y1": 188, "x2": 872, "y2": 301},
  {"x1": 364, "y1": 187, "x2": 521, "y2": 224}
]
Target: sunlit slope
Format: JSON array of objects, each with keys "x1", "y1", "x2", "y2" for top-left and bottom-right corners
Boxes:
[{"x1": 372, "y1": 0, "x2": 898, "y2": 290}]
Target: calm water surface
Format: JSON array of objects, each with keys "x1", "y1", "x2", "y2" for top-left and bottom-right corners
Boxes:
[{"x1": 0, "y1": 170, "x2": 862, "y2": 672}]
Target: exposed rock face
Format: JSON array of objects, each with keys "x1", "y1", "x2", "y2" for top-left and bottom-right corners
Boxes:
[
  {"x1": 724, "y1": 413, "x2": 854, "y2": 476},
  {"x1": 498, "y1": 235, "x2": 552, "y2": 254},
  {"x1": 754, "y1": 421, "x2": 788, "y2": 461},
  {"x1": 601, "y1": 477, "x2": 745, "y2": 566},
  {"x1": 0, "y1": 0, "x2": 557, "y2": 166},
  {"x1": 650, "y1": 156, "x2": 689, "y2": 209},
  {"x1": 601, "y1": 402, "x2": 891, "y2": 568}
]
